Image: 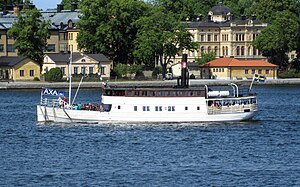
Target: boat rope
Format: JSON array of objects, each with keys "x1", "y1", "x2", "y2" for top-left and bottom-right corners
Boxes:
[{"x1": 62, "y1": 107, "x2": 72, "y2": 122}]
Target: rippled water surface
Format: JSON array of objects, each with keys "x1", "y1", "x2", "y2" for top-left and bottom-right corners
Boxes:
[{"x1": 0, "y1": 85, "x2": 299, "y2": 186}]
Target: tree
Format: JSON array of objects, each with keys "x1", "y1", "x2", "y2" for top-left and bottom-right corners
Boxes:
[
  {"x1": 196, "y1": 52, "x2": 216, "y2": 66},
  {"x1": 250, "y1": 0, "x2": 299, "y2": 23},
  {"x1": 8, "y1": 7, "x2": 50, "y2": 66},
  {"x1": 253, "y1": 11, "x2": 299, "y2": 70},
  {"x1": 44, "y1": 67, "x2": 63, "y2": 82},
  {"x1": 153, "y1": 0, "x2": 216, "y2": 21},
  {"x1": 134, "y1": 6, "x2": 197, "y2": 78},
  {"x1": 60, "y1": 0, "x2": 81, "y2": 10},
  {"x1": 77, "y1": 0, "x2": 150, "y2": 65}
]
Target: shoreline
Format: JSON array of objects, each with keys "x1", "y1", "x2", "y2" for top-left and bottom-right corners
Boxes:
[{"x1": 1, "y1": 78, "x2": 300, "y2": 90}]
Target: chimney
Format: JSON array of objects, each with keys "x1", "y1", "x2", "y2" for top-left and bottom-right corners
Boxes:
[
  {"x1": 71, "y1": 3, "x2": 77, "y2": 12},
  {"x1": 57, "y1": 4, "x2": 64, "y2": 12}
]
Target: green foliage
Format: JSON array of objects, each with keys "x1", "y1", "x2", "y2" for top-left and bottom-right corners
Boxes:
[
  {"x1": 33, "y1": 77, "x2": 40, "y2": 81},
  {"x1": 77, "y1": 0, "x2": 150, "y2": 64},
  {"x1": 278, "y1": 69, "x2": 300, "y2": 78},
  {"x1": 8, "y1": 7, "x2": 50, "y2": 64},
  {"x1": 196, "y1": 52, "x2": 216, "y2": 65},
  {"x1": 152, "y1": 66, "x2": 162, "y2": 77},
  {"x1": 134, "y1": 5, "x2": 198, "y2": 77},
  {"x1": 44, "y1": 68, "x2": 63, "y2": 82},
  {"x1": 253, "y1": 10, "x2": 299, "y2": 69},
  {"x1": 114, "y1": 64, "x2": 128, "y2": 78},
  {"x1": 60, "y1": 0, "x2": 81, "y2": 10}
]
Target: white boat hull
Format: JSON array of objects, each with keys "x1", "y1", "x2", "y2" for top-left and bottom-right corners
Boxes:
[{"x1": 37, "y1": 105, "x2": 256, "y2": 123}]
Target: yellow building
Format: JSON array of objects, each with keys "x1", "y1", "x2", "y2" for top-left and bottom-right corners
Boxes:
[
  {"x1": 201, "y1": 57, "x2": 277, "y2": 80},
  {"x1": 171, "y1": 2, "x2": 269, "y2": 72},
  {"x1": 42, "y1": 52, "x2": 111, "y2": 79},
  {"x1": 0, "y1": 56, "x2": 40, "y2": 81}
]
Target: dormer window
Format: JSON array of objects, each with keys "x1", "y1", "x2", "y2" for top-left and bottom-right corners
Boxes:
[{"x1": 81, "y1": 59, "x2": 86, "y2": 62}]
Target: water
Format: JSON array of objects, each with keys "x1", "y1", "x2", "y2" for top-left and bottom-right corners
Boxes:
[{"x1": 0, "y1": 86, "x2": 299, "y2": 186}]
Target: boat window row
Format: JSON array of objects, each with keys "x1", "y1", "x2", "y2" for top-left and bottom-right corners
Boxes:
[
  {"x1": 131, "y1": 106, "x2": 201, "y2": 112},
  {"x1": 207, "y1": 98, "x2": 257, "y2": 107},
  {"x1": 105, "y1": 89, "x2": 205, "y2": 97}
]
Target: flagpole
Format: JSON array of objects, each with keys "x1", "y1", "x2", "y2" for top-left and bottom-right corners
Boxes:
[{"x1": 249, "y1": 75, "x2": 255, "y2": 92}]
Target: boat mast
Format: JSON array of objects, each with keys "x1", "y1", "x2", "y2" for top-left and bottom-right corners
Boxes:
[{"x1": 69, "y1": 51, "x2": 72, "y2": 106}]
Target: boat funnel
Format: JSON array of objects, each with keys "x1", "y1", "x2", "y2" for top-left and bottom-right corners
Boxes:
[{"x1": 177, "y1": 54, "x2": 189, "y2": 88}]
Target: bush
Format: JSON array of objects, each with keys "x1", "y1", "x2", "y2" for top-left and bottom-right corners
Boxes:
[
  {"x1": 152, "y1": 66, "x2": 162, "y2": 77},
  {"x1": 33, "y1": 77, "x2": 40, "y2": 81},
  {"x1": 44, "y1": 67, "x2": 63, "y2": 82},
  {"x1": 278, "y1": 69, "x2": 300, "y2": 78}
]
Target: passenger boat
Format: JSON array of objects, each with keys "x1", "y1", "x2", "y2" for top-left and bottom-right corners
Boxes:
[{"x1": 37, "y1": 55, "x2": 258, "y2": 123}]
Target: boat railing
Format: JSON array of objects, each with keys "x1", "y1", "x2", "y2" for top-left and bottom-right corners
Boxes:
[
  {"x1": 207, "y1": 103, "x2": 257, "y2": 115},
  {"x1": 40, "y1": 98, "x2": 60, "y2": 107}
]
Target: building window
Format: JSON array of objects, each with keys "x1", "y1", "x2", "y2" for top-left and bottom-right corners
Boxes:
[
  {"x1": 258, "y1": 69, "x2": 262, "y2": 74},
  {"x1": 225, "y1": 46, "x2": 228, "y2": 56},
  {"x1": 74, "y1": 67, "x2": 78, "y2": 74},
  {"x1": 200, "y1": 35, "x2": 205, "y2": 42},
  {"x1": 81, "y1": 67, "x2": 86, "y2": 75},
  {"x1": 20, "y1": 70, "x2": 24, "y2": 76},
  {"x1": 7, "y1": 44, "x2": 15, "y2": 52},
  {"x1": 214, "y1": 46, "x2": 218, "y2": 55},
  {"x1": 47, "y1": 44, "x2": 55, "y2": 52},
  {"x1": 207, "y1": 34, "x2": 211, "y2": 42},
  {"x1": 236, "y1": 46, "x2": 240, "y2": 56},
  {"x1": 89, "y1": 67, "x2": 93, "y2": 74},
  {"x1": 0, "y1": 44, "x2": 3, "y2": 52},
  {"x1": 29, "y1": 70, "x2": 34, "y2": 77},
  {"x1": 214, "y1": 34, "x2": 218, "y2": 41},
  {"x1": 266, "y1": 69, "x2": 270, "y2": 74},
  {"x1": 61, "y1": 67, "x2": 65, "y2": 75},
  {"x1": 245, "y1": 69, "x2": 249, "y2": 74},
  {"x1": 101, "y1": 67, "x2": 105, "y2": 75},
  {"x1": 252, "y1": 69, "x2": 255, "y2": 74},
  {"x1": 241, "y1": 46, "x2": 245, "y2": 56},
  {"x1": 200, "y1": 46, "x2": 205, "y2": 54},
  {"x1": 208, "y1": 46, "x2": 211, "y2": 53}
]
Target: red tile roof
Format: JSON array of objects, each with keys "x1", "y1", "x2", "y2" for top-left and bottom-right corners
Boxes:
[{"x1": 201, "y1": 58, "x2": 277, "y2": 67}]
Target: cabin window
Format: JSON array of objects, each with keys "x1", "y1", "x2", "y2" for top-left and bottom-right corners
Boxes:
[
  {"x1": 143, "y1": 106, "x2": 150, "y2": 111},
  {"x1": 118, "y1": 105, "x2": 121, "y2": 109},
  {"x1": 185, "y1": 106, "x2": 188, "y2": 110},
  {"x1": 157, "y1": 91, "x2": 162, "y2": 96},
  {"x1": 126, "y1": 91, "x2": 132, "y2": 96},
  {"x1": 173, "y1": 91, "x2": 178, "y2": 96},
  {"x1": 134, "y1": 106, "x2": 137, "y2": 111},
  {"x1": 134, "y1": 91, "x2": 139, "y2": 96},
  {"x1": 155, "y1": 106, "x2": 162, "y2": 111},
  {"x1": 188, "y1": 91, "x2": 194, "y2": 96},
  {"x1": 165, "y1": 91, "x2": 170, "y2": 96},
  {"x1": 142, "y1": 91, "x2": 147, "y2": 96},
  {"x1": 168, "y1": 106, "x2": 175, "y2": 111},
  {"x1": 150, "y1": 91, "x2": 155, "y2": 96},
  {"x1": 20, "y1": 70, "x2": 24, "y2": 77},
  {"x1": 197, "y1": 106, "x2": 200, "y2": 110},
  {"x1": 179, "y1": 91, "x2": 185, "y2": 96}
]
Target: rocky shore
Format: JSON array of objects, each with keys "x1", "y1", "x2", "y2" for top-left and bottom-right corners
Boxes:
[{"x1": 1, "y1": 78, "x2": 300, "y2": 90}]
